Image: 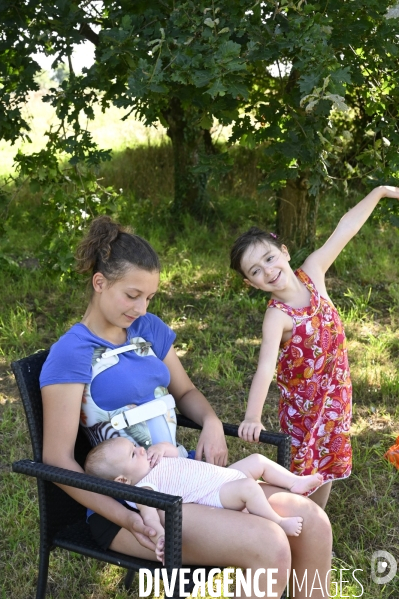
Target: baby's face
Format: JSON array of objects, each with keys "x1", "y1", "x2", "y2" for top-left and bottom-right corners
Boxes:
[{"x1": 107, "y1": 437, "x2": 151, "y2": 483}]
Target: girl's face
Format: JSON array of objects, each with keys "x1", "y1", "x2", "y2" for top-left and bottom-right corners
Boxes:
[
  {"x1": 93, "y1": 266, "x2": 160, "y2": 330},
  {"x1": 240, "y1": 241, "x2": 291, "y2": 292}
]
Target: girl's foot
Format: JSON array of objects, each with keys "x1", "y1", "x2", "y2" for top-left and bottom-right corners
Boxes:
[
  {"x1": 279, "y1": 516, "x2": 303, "y2": 536},
  {"x1": 289, "y1": 473, "x2": 324, "y2": 495}
]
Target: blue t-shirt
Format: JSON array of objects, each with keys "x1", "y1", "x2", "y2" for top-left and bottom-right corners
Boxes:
[
  {"x1": 40, "y1": 314, "x2": 176, "y2": 410},
  {"x1": 41, "y1": 314, "x2": 178, "y2": 520}
]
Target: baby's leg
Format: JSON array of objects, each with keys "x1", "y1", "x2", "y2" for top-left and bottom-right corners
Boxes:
[
  {"x1": 229, "y1": 454, "x2": 323, "y2": 495},
  {"x1": 219, "y1": 478, "x2": 303, "y2": 536}
]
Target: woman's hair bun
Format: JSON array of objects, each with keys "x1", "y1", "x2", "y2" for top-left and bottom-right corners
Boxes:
[{"x1": 75, "y1": 216, "x2": 160, "y2": 280}]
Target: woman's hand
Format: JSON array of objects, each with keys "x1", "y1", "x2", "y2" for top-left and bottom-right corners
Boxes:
[
  {"x1": 196, "y1": 418, "x2": 228, "y2": 466},
  {"x1": 137, "y1": 503, "x2": 166, "y2": 563},
  {"x1": 164, "y1": 347, "x2": 229, "y2": 466},
  {"x1": 125, "y1": 509, "x2": 159, "y2": 552},
  {"x1": 238, "y1": 417, "x2": 266, "y2": 443}
]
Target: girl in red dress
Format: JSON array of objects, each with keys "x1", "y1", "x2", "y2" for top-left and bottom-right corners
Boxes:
[{"x1": 230, "y1": 185, "x2": 399, "y2": 509}]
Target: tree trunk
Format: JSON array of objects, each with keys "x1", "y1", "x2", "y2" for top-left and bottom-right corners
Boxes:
[
  {"x1": 162, "y1": 98, "x2": 212, "y2": 221},
  {"x1": 276, "y1": 174, "x2": 319, "y2": 251}
]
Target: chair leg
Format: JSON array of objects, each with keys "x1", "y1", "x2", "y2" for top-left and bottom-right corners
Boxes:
[
  {"x1": 124, "y1": 568, "x2": 136, "y2": 590},
  {"x1": 36, "y1": 545, "x2": 50, "y2": 599}
]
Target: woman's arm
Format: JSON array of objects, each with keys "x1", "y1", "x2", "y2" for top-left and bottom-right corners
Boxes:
[
  {"x1": 238, "y1": 309, "x2": 285, "y2": 442},
  {"x1": 163, "y1": 347, "x2": 228, "y2": 466},
  {"x1": 42, "y1": 383, "x2": 158, "y2": 550},
  {"x1": 304, "y1": 185, "x2": 399, "y2": 276}
]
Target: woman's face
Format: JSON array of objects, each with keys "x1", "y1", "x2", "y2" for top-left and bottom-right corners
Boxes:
[{"x1": 93, "y1": 266, "x2": 160, "y2": 329}]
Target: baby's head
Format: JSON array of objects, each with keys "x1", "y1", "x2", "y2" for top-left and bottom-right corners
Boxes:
[{"x1": 84, "y1": 437, "x2": 151, "y2": 484}]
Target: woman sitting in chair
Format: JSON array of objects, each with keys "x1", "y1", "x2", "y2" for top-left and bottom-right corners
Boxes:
[{"x1": 40, "y1": 216, "x2": 332, "y2": 599}]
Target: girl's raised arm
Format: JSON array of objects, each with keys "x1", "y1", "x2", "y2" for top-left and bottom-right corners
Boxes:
[{"x1": 304, "y1": 185, "x2": 399, "y2": 276}]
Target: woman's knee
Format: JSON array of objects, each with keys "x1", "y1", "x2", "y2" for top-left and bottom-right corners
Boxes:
[
  {"x1": 303, "y1": 497, "x2": 331, "y2": 532},
  {"x1": 181, "y1": 505, "x2": 291, "y2": 572},
  {"x1": 242, "y1": 517, "x2": 291, "y2": 570}
]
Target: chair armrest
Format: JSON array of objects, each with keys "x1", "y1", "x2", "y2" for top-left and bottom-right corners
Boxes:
[
  {"x1": 12, "y1": 459, "x2": 182, "y2": 509},
  {"x1": 177, "y1": 414, "x2": 292, "y2": 469},
  {"x1": 12, "y1": 459, "x2": 183, "y2": 569}
]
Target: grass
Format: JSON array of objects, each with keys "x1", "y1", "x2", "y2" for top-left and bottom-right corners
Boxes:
[
  {"x1": 0, "y1": 90, "x2": 168, "y2": 178},
  {"x1": 0, "y1": 100, "x2": 399, "y2": 598}
]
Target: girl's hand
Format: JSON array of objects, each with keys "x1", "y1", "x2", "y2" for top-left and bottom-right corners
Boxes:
[
  {"x1": 196, "y1": 419, "x2": 228, "y2": 466},
  {"x1": 238, "y1": 418, "x2": 266, "y2": 443},
  {"x1": 374, "y1": 185, "x2": 399, "y2": 199}
]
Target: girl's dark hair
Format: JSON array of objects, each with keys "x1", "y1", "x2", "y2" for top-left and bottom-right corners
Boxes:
[
  {"x1": 230, "y1": 226, "x2": 283, "y2": 276},
  {"x1": 75, "y1": 216, "x2": 160, "y2": 282}
]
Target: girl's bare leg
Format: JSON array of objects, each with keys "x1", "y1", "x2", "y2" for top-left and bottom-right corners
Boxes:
[
  {"x1": 219, "y1": 478, "x2": 303, "y2": 536},
  {"x1": 110, "y1": 503, "x2": 291, "y2": 599},
  {"x1": 309, "y1": 481, "x2": 332, "y2": 509},
  {"x1": 230, "y1": 453, "x2": 323, "y2": 495},
  {"x1": 261, "y1": 483, "x2": 333, "y2": 599}
]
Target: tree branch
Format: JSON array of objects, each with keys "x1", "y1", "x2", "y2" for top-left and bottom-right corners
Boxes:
[{"x1": 79, "y1": 23, "x2": 99, "y2": 46}]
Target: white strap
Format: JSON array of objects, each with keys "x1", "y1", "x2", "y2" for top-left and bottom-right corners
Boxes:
[
  {"x1": 111, "y1": 395, "x2": 176, "y2": 431},
  {"x1": 99, "y1": 342, "x2": 152, "y2": 361}
]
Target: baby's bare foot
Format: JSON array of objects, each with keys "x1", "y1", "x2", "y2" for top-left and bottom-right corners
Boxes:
[
  {"x1": 279, "y1": 516, "x2": 303, "y2": 536},
  {"x1": 290, "y1": 473, "x2": 323, "y2": 495}
]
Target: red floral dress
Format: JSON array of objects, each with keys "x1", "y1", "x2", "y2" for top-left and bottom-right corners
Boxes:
[{"x1": 269, "y1": 269, "x2": 352, "y2": 483}]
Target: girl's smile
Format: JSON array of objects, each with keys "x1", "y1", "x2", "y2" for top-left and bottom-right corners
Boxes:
[
  {"x1": 241, "y1": 241, "x2": 291, "y2": 292},
  {"x1": 268, "y1": 271, "x2": 281, "y2": 284}
]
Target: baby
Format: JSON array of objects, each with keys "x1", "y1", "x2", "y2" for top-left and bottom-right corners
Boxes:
[{"x1": 85, "y1": 438, "x2": 323, "y2": 563}]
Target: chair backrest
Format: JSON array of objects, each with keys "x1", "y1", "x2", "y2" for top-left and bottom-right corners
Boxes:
[
  {"x1": 12, "y1": 350, "x2": 50, "y2": 462},
  {"x1": 12, "y1": 350, "x2": 92, "y2": 536},
  {"x1": 12, "y1": 349, "x2": 92, "y2": 466}
]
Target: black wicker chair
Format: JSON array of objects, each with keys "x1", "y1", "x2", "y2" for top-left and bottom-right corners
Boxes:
[{"x1": 11, "y1": 349, "x2": 291, "y2": 599}]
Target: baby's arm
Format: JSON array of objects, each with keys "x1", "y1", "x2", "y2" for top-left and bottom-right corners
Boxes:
[
  {"x1": 239, "y1": 309, "x2": 285, "y2": 442},
  {"x1": 147, "y1": 442, "x2": 179, "y2": 467},
  {"x1": 304, "y1": 185, "x2": 399, "y2": 277},
  {"x1": 137, "y1": 502, "x2": 165, "y2": 563}
]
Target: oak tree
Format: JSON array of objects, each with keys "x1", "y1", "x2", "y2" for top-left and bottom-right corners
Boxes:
[{"x1": 1, "y1": 0, "x2": 399, "y2": 241}]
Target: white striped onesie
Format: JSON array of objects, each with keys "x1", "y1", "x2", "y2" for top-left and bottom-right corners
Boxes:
[{"x1": 133, "y1": 457, "x2": 246, "y2": 509}]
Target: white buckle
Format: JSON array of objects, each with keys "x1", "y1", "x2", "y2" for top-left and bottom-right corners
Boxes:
[
  {"x1": 110, "y1": 395, "x2": 176, "y2": 431},
  {"x1": 97, "y1": 342, "x2": 152, "y2": 362}
]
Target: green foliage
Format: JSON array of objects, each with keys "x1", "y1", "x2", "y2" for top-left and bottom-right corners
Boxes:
[
  {"x1": 11, "y1": 154, "x2": 124, "y2": 274},
  {"x1": 2, "y1": 0, "x2": 399, "y2": 220}
]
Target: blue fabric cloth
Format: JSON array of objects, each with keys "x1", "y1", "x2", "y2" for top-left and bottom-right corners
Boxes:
[
  {"x1": 40, "y1": 314, "x2": 186, "y2": 522},
  {"x1": 40, "y1": 315, "x2": 176, "y2": 410}
]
